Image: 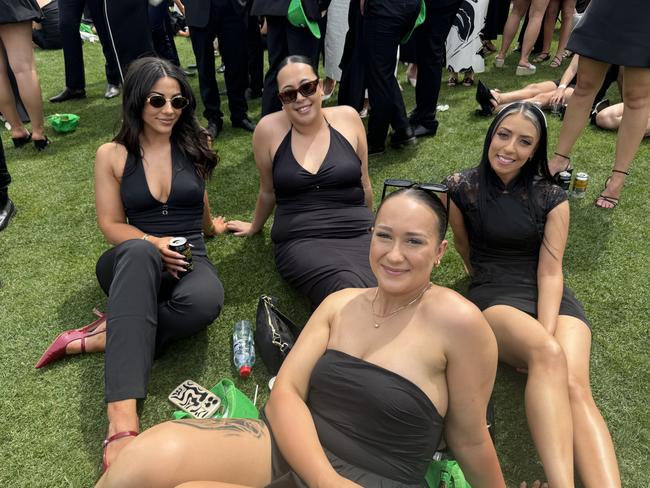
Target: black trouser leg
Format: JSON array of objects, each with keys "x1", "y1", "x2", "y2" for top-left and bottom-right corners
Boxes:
[
  {"x1": 59, "y1": 0, "x2": 86, "y2": 89},
  {"x1": 413, "y1": 0, "x2": 462, "y2": 125},
  {"x1": 102, "y1": 0, "x2": 155, "y2": 82},
  {"x1": 86, "y1": 0, "x2": 122, "y2": 86},
  {"x1": 215, "y1": 0, "x2": 249, "y2": 123},
  {"x1": 96, "y1": 240, "x2": 224, "y2": 402},
  {"x1": 247, "y1": 15, "x2": 264, "y2": 94},
  {"x1": 261, "y1": 16, "x2": 320, "y2": 116},
  {"x1": 149, "y1": 1, "x2": 180, "y2": 66},
  {"x1": 189, "y1": 20, "x2": 224, "y2": 122},
  {"x1": 0, "y1": 138, "x2": 9, "y2": 204},
  {"x1": 364, "y1": 12, "x2": 415, "y2": 147}
]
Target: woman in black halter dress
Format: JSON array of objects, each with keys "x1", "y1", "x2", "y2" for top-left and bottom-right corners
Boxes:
[
  {"x1": 97, "y1": 186, "x2": 505, "y2": 488},
  {"x1": 227, "y1": 56, "x2": 376, "y2": 308}
]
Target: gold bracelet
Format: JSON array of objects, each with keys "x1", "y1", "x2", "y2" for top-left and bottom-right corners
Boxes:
[{"x1": 142, "y1": 234, "x2": 150, "y2": 241}]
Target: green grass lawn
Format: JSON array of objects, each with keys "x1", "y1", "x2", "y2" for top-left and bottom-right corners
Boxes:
[{"x1": 0, "y1": 37, "x2": 648, "y2": 487}]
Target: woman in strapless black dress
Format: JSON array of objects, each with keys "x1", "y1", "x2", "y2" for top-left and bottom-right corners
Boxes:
[
  {"x1": 447, "y1": 102, "x2": 620, "y2": 486},
  {"x1": 96, "y1": 186, "x2": 505, "y2": 488},
  {"x1": 226, "y1": 55, "x2": 376, "y2": 308},
  {"x1": 0, "y1": 0, "x2": 49, "y2": 149},
  {"x1": 548, "y1": 0, "x2": 650, "y2": 209},
  {"x1": 35, "y1": 58, "x2": 226, "y2": 472}
]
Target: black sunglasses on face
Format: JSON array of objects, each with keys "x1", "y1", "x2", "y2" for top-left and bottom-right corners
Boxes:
[
  {"x1": 277, "y1": 79, "x2": 319, "y2": 105},
  {"x1": 146, "y1": 94, "x2": 189, "y2": 110},
  {"x1": 381, "y1": 178, "x2": 450, "y2": 230}
]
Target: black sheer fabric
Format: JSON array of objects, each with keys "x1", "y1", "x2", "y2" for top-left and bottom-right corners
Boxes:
[
  {"x1": 120, "y1": 145, "x2": 206, "y2": 256},
  {"x1": 263, "y1": 349, "x2": 443, "y2": 487},
  {"x1": 446, "y1": 168, "x2": 589, "y2": 326}
]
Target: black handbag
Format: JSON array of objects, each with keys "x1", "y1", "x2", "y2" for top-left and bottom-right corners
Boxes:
[{"x1": 255, "y1": 295, "x2": 302, "y2": 375}]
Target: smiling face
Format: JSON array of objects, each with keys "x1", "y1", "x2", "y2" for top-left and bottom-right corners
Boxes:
[
  {"x1": 142, "y1": 76, "x2": 183, "y2": 135},
  {"x1": 276, "y1": 62, "x2": 322, "y2": 124},
  {"x1": 370, "y1": 194, "x2": 448, "y2": 297},
  {"x1": 487, "y1": 112, "x2": 540, "y2": 185}
]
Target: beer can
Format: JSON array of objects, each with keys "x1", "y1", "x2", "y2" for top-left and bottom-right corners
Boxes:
[
  {"x1": 558, "y1": 171, "x2": 572, "y2": 192},
  {"x1": 572, "y1": 172, "x2": 589, "y2": 198},
  {"x1": 168, "y1": 237, "x2": 193, "y2": 272}
]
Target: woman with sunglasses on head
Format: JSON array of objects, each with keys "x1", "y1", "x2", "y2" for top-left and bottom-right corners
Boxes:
[
  {"x1": 226, "y1": 55, "x2": 376, "y2": 309},
  {"x1": 445, "y1": 102, "x2": 620, "y2": 487},
  {"x1": 96, "y1": 185, "x2": 505, "y2": 488},
  {"x1": 35, "y1": 57, "x2": 226, "y2": 471}
]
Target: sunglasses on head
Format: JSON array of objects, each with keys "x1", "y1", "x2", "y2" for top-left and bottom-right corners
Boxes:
[
  {"x1": 381, "y1": 178, "x2": 450, "y2": 230},
  {"x1": 277, "y1": 79, "x2": 319, "y2": 105},
  {"x1": 146, "y1": 94, "x2": 189, "y2": 110}
]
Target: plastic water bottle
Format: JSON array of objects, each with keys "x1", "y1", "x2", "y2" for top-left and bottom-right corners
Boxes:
[{"x1": 233, "y1": 320, "x2": 255, "y2": 378}]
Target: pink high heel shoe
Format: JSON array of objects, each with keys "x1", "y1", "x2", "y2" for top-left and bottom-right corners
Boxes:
[{"x1": 35, "y1": 309, "x2": 106, "y2": 369}]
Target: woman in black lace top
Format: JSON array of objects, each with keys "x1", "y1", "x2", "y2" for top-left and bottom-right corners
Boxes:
[{"x1": 446, "y1": 102, "x2": 620, "y2": 487}]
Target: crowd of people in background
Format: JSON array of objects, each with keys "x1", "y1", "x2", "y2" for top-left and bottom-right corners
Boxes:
[{"x1": 1, "y1": 0, "x2": 649, "y2": 486}]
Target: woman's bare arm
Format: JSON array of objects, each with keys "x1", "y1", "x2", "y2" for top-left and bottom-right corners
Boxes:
[
  {"x1": 537, "y1": 201, "x2": 569, "y2": 335},
  {"x1": 265, "y1": 291, "x2": 362, "y2": 488},
  {"x1": 442, "y1": 299, "x2": 505, "y2": 487},
  {"x1": 226, "y1": 121, "x2": 277, "y2": 236},
  {"x1": 448, "y1": 200, "x2": 472, "y2": 275}
]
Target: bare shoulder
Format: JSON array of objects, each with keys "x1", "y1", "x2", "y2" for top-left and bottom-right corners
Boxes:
[
  {"x1": 421, "y1": 285, "x2": 489, "y2": 336},
  {"x1": 95, "y1": 142, "x2": 127, "y2": 174},
  {"x1": 324, "y1": 105, "x2": 360, "y2": 121},
  {"x1": 255, "y1": 110, "x2": 291, "y2": 139},
  {"x1": 318, "y1": 287, "x2": 371, "y2": 317}
]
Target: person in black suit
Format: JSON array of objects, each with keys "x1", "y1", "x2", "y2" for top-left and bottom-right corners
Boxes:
[
  {"x1": 185, "y1": 0, "x2": 256, "y2": 138},
  {"x1": 251, "y1": 0, "x2": 323, "y2": 116},
  {"x1": 363, "y1": 0, "x2": 420, "y2": 154},
  {"x1": 0, "y1": 137, "x2": 15, "y2": 232},
  {"x1": 49, "y1": 0, "x2": 122, "y2": 102},
  {"x1": 409, "y1": 0, "x2": 463, "y2": 139}
]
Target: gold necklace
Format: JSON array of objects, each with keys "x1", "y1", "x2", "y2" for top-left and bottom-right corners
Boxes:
[{"x1": 371, "y1": 282, "x2": 432, "y2": 328}]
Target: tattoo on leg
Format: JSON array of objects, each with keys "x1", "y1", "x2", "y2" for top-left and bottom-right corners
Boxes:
[{"x1": 172, "y1": 418, "x2": 267, "y2": 438}]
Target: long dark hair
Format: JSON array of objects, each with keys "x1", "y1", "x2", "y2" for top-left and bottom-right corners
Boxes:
[
  {"x1": 113, "y1": 57, "x2": 218, "y2": 178},
  {"x1": 478, "y1": 102, "x2": 553, "y2": 241}
]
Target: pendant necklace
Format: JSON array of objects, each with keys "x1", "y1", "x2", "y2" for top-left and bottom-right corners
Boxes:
[{"x1": 371, "y1": 282, "x2": 432, "y2": 328}]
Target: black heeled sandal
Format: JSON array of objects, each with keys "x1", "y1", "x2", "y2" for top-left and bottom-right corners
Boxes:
[
  {"x1": 476, "y1": 80, "x2": 497, "y2": 116},
  {"x1": 12, "y1": 132, "x2": 31, "y2": 148},
  {"x1": 33, "y1": 136, "x2": 51, "y2": 151},
  {"x1": 595, "y1": 169, "x2": 629, "y2": 209}
]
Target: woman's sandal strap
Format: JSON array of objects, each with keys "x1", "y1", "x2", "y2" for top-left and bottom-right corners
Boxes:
[
  {"x1": 554, "y1": 152, "x2": 570, "y2": 160},
  {"x1": 612, "y1": 169, "x2": 629, "y2": 176},
  {"x1": 103, "y1": 431, "x2": 139, "y2": 447}
]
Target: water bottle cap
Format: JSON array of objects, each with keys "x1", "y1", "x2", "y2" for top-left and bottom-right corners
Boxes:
[{"x1": 239, "y1": 366, "x2": 252, "y2": 378}]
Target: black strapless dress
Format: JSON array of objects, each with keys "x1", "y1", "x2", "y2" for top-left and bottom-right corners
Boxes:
[
  {"x1": 262, "y1": 349, "x2": 445, "y2": 487},
  {"x1": 271, "y1": 124, "x2": 376, "y2": 308}
]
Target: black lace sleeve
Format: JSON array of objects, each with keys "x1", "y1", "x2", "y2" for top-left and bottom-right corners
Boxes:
[
  {"x1": 443, "y1": 168, "x2": 479, "y2": 213},
  {"x1": 534, "y1": 179, "x2": 568, "y2": 215}
]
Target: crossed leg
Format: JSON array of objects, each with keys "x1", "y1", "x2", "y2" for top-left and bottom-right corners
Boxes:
[
  {"x1": 483, "y1": 305, "x2": 574, "y2": 487},
  {"x1": 96, "y1": 418, "x2": 273, "y2": 488}
]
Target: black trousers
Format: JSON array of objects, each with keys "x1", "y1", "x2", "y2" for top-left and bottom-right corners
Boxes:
[
  {"x1": 338, "y1": 0, "x2": 365, "y2": 111},
  {"x1": 96, "y1": 239, "x2": 224, "y2": 402},
  {"x1": 58, "y1": 0, "x2": 120, "y2": 89},
  {"x1": 102, "y1": 0, "x2": 155, "y2": 82},
  {"x1": 363, "y1": 0, "x2": 419, "y2": 147},
  {"x1": 189, "y1": 0, "x2": 249, "y2": 124},
  {"x1": 149, "y1": 1, "x2": 180, "y2": 66},
  {"x1": 0, "y1": 137, "x2": 9, "y2": 197},
  {"x1": 247, "y1": 13, "x2": 264, "y2": 94},
  {"x1": 261, "y1": 15, "x2": 321, "y2": 116},
  {"x1": 482, "y1": 0, "x2": 509, "y2": 41},
  {"x1": 411, "y1": 0, "x2": 462, "y2": 126}
]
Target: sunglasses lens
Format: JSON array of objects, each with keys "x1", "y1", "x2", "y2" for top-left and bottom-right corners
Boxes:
[
  {"x1": 298, "y1": 80, "x2": 318, "y2": 98},
  {"x1": 171, "y1": 96, "x2": 188, "y2": 109},
  {"x1": 278, "y1": 89, "x2": 297, "y2": 104},
  {"x1": 148, "y1": 95, "x2": 166, "y2": 108}
]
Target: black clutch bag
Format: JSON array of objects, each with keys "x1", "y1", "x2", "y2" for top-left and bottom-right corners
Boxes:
[{"x1": 255, "y1": 295, "x2": 302, "y2": 375}]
